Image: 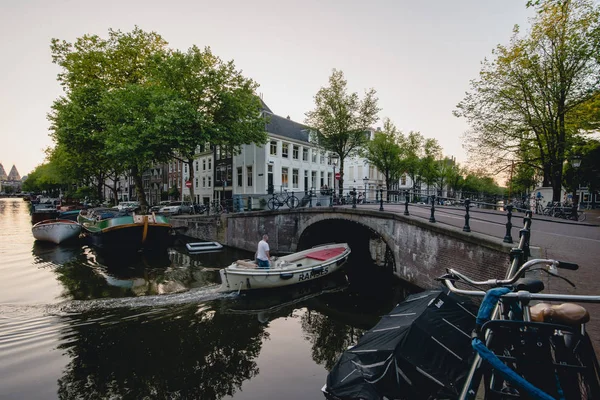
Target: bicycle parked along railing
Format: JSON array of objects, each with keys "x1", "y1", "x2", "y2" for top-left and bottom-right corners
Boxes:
[
  {"x1": 267, "y1": 190, "x2": 300, "y2": 211},
  {"x1": 439, "y1": 258, "x2": 600, "y2": 399}
]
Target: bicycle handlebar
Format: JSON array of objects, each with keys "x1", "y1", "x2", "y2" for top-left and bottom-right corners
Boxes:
[
  {"x1": 441, "y1": 258, "x2": 599, "y2": 303},
  {"x1": 446, "y1": 258, "x2": 578, "y2": 287}
]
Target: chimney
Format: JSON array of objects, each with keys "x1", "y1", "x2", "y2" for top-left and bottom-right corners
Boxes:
[{"x1": 287, "y1": 115, "x2": 291, "y2": 120}]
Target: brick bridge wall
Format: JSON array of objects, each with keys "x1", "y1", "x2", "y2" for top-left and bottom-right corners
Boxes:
[{"x1": 171, "y1": 209, "x2": 513, "y2": 289}]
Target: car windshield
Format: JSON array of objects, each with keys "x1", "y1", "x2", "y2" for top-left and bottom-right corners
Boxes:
[{"x1": 169, "y1": 202, "x2": 182, "y2": 206}]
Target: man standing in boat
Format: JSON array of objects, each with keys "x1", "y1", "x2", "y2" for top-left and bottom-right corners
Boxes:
[{"x1": 256, "y1": 234, "x2": 271, "y2": 269}]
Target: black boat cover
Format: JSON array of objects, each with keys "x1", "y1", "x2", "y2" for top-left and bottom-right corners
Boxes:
[{"x1": 324, "y1": 289, "x2": 479, "y2": 400}]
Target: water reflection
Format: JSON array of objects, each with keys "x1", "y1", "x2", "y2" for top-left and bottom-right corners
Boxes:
[
  {"x1": 56, "y1": 303, "x2": 267, "y2": 400},
  {"x1": 32, "y1": 241, "x2": 84, "y2": 267}
]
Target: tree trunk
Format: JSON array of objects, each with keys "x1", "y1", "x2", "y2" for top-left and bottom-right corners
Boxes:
[
  {"x1": 131, "y1": 165, "x2": 148, "y2": 209},
  {"x1": 187, "y1": 159, "x2": 195, "y2": 203}
]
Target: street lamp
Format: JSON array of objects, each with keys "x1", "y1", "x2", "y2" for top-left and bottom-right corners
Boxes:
[
  {"x1": 329, "y1": 153, "x2": 339, "y2": 201},
  {"x1": 570, "y1": 155, "x2": 582, "y2": 219},
  {"x1": 363, "y1": 177, "x2": 369, "y2": 202}
]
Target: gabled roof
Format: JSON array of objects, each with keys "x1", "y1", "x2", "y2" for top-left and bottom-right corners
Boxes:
[
  {"x1": 0, "y1": 163, "x2": 6, "y2": 180},
  {"x1": 265, "y1": 113, "x2": 309, "y2": 143}
]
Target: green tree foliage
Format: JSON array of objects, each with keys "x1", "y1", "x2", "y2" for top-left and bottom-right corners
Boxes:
[
  {"x1": 21, "y1": 163, "x2": 64, "y2": 194},
  {"x1": 455, "y1": 0, "x2": 600, "y2": 201},
  {"x1": 152, "y1": 46, "x2": 267, "y2": 201},
  {"x1": 305, "y1": 69, "x2": 380, "y2": 196},
  {"x1": 363, "y1": 119, "x2": 405, "y2": 195},
  {"x1": 50, "y1": 27, "x2": 171, "y2": 206}
]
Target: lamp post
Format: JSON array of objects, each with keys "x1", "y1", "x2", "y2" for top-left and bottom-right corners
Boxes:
[
  {"x1": 363, "y1": 177, "x2": 368, "y2": 203},
  {"x1": 218, "y1": 164, "x2": 226, "y2": 211},
  {"x1": 329, "y1": 154, "x2": 338, "y2": 205},
  {"x1": 570, "y1": 155, "x2": 582, "y2": 220}
]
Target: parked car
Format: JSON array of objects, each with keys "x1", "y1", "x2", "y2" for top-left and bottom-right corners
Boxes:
[
  {"x1": 150, "y1": 201, "x2": 171, "y2": 213},
  {"x1": 159, "y1": 201, "x2": 193, "y2": 215},
  {"x1": 113, "y1": 201, "x2": 140, "y2": 212}
]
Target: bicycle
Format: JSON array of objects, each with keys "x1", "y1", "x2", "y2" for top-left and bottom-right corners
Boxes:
[
  {"x1": 210, "y1": 199, "x2": 224, "y2": 215},
  {"x1": 440, "y1": 258, "x2": 600, "y2": 399},
  {"x1": 267, "y1": 190, "x2": 300, "y2": 210}
]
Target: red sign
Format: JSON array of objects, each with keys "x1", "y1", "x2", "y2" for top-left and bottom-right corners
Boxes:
[
  {"x1": 335, "y1": 173, "x2": 340, "y2": 180},
  {"x1": 185, "y1": 180, "x2": 192, "y2": 188}
]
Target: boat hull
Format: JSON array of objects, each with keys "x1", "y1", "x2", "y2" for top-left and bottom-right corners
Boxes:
[
  {"x1": 219, "y1": 243, "x2": 351, "y2": 292},
  {"x1": 81, "y1": 214, "x2": 173, "y2": 251},
  {"x1": 32, "y1": 219, "x2": 82, "y2": 244}
]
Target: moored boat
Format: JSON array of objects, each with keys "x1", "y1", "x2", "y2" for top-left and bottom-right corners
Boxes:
[
  {"x1": 218, "y1": 243, "x2": 351, "y2": 292},
  {"x1": 186, "y1": 241, "x2": 223, "y2": 253},
  {"x1": 32, "y1": 219, "x2": 82, "y2": 244},
  {"x1": 30, "y1": 201, "x2": 60, "y2": 224},
  {"x1": 78, "y1": 208, "x2": 173, "y2": 251}
]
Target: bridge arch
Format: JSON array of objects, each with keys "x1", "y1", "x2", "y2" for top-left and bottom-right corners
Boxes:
[{"x1": 173, "y1": 208, "x2": 511, "y2": 289}]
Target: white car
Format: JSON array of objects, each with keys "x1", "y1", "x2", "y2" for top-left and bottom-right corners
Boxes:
[
  {"x1": 159, "y1": 201, "x2": 193, "y2": 215},
  {"x1": 113, "y1": 201, "x2": 140, "y2": 212}
]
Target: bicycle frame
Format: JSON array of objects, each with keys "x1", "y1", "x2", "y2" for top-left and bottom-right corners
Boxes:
[{"x1": 443, "y1": 258, "x2": 600, "y2": 399}]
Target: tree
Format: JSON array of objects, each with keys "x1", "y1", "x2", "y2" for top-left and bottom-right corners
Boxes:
[
  {"x1": 363, "y1": 118, "x2": 405, "y2": 197},
  {"x1": 50, "y1": 27, "x2": 172, "y2": 207},
  {"x1": 305, "y1": 69, "x2": 380, "y2": 196},
  {"x1": 152, "y1": 46, "x2": 267, "y2": 202},
  {"x1": 455, "y1": 0, "x2": 600, "y2": 201}
]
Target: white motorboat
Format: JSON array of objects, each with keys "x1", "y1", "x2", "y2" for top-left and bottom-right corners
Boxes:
[
  {"x1": 186, "y1": 241, "x2": 223, "y2": 253},
  {"x1": 32, "y1": 219, "x2": 82, "y2": 244},
  {"x1": 218, "y1": 243, "x2": 351, "y2": 292}
]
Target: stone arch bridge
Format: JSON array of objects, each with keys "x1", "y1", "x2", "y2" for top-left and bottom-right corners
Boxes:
[{"x1": 171, "y1": 208, "x2": 514, "y2": 289}]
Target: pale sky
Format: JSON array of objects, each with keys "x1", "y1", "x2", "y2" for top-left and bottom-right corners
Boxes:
[{"x1": 0, "y1": 0, "x2": 534, "y2": 177}]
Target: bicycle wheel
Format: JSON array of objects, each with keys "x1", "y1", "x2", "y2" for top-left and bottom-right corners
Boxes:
[
  {"x1": 287, "y1": 195, "x2": 299, "y2": 209},
  {"x1": 267, "y1": 198, "x2": 279, "y2": 210},
  {"x1": 578, "y1": 211, "x2": 586, "y2": 222}
]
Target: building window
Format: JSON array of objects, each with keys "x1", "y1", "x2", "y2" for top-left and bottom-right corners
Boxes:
[
  {"x1": 293, "y1": 146, "x2": 299, "y2": 160},
  {"x1": 311, "y1": 171, "x2": 317, "y2": 189},
  {"x1": 208, "y1": 177, "x2": 212, "y2": 188},
  {"x1": 282, "y1": 167, "x2": 289, "y2": 187},
  {"x1": 208, "y1": 158, "x2": 212, "y2": 170},
  {"x1": 270, "y1": 141, "x2": 277, "y2": 155},
  {"x1": 292, "y1": 169, "x2": 299, "y2": 188},
  {"x1": 237, "y1": 167, "x2": 243, "y2": 187},
  {"x1": 202, "y1": 177, "x2": 206, "y2": 188},
  {"x1": 312, "y1": 151, "x2": 317, "y2": 163},
  {"x1": 195, "y1": 178, "x2": 198, "y2": 187},
  {"x1": 320, "y1": 171, "x2": 324, "y2": 187},
  {"x1": 184, "y1": 164, "x2": 188, "y2": 173},
  {"x1": 282, "y1": 143, "x2": 289, "y2": 158},
  {"x1": 202, "y1": 160, "x2": 206, "y2": 171},
  {"x1": 320, "y1": 154, "x2": 325, "y2": 164},
  {"x1": 247, "y1": 166, "x2": 253, "y2": 187},
  {"x1": 195, "y1": 162, "x2": 199, "y2": 172},
  {"x1": 401, "y1": 174, "x2": 407, "y2": 185},
  {"x1": 302, "y1": 148, "x2": 308, "y2": 161}
]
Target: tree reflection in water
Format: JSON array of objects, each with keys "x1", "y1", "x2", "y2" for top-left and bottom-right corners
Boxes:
[{"x1": 56, "y1": 302, "x2": 267, "y2": 399}]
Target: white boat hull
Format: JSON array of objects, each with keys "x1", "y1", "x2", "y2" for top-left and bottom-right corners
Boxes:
[
  {"x1": 186, "y1": 241, "x2": 223, "y2": 252},
  {"x1": 218, "y1": 243, "x2": 351, "y2": 292},
  {"x1": 32, "y1": 219, "x2": 81, "y2": 244}
]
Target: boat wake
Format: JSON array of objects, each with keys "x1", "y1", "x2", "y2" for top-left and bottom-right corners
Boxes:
[{"x1": 48, "y1": 285, "x2": 237, "y2": 315}]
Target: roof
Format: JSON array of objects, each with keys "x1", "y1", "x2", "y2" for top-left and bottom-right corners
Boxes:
[{"x1": 265, "y1": 113, "x2": 309, "y2": 143}]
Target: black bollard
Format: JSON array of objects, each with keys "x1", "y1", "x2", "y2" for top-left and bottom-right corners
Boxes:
[
  {"x1": 404, "y1": 191, "x2": 410, "y2": 216},
  {"x1": 503, "y1": 204, "x2": 514, "y2": 243},
  {"x1": 309, "y1": 190, "x2": 312, "y2": 208},
  {"x1": 510, "y1": 248, "x2": 524, "y2": 269},
  {"x1": 519, "y1": 228, "x2": 531, "y2": 260},
  {"x1": 379, "y1": 189, "x2": 384, "y2": 211},
  {"x1": 352, "y1": 189, "x2": 357, "y2": 209},
  {"x1": 463, "y1": 199, "x2": 471, "y2": 232},
  {"x1": 429, "y1": 195, "x2": 436, "y2": 223},
  {"x1": 330, "y1": 190, "x2": 333, "y2": 208}
]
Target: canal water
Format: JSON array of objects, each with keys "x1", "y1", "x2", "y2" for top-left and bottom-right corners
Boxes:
[{"x1": 0, "y1": 198, "x2": 418, "y2": 399}]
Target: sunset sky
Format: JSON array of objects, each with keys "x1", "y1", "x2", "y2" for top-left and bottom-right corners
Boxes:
[{"x1": 0, "y1": 0, "x2": 534, "y2": 176}]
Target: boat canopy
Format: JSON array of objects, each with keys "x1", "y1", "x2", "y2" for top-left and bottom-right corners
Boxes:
[{"x1": 324, "y1": 289, "x2": 479, "y2": 399}]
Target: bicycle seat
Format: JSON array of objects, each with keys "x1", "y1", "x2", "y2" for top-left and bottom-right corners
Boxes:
[{"x1": 530, "y1": 302, "x2": 590, "y2": 325}]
